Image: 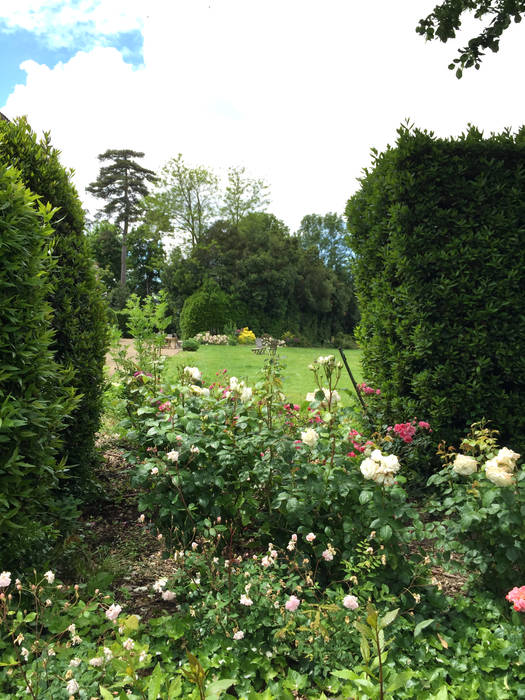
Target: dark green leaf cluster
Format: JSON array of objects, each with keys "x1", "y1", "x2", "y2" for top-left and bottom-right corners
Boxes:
[
  {"x1": 0, "y1": 117, "x2": 109, "y2": 489},
  {"x1": 346, "y1": 124, "x2": 525, "y2": 456},
  {"x1": 165, "y1": 212, "x2": 358, "y2": 343},
  {"x1": 416, "y1": 0, "x2": 525, "y2": 77},
  {"x1": 179, "y1": 280, "x2": 234, "y2": 339},
  {"x1": 87, "y1": 149, "x2": 157, "y2": 225},
  {"x1": 0, "y1": 164, "x2": 79, "y2": 568}
]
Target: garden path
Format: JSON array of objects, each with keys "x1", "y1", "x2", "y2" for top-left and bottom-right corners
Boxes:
[{"x1": 105, "y1": 339, "x2": 181, "y2": 375}]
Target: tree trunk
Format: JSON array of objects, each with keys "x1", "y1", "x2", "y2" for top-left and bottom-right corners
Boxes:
[{"x1": 121, "y1": 220, "x2": 128, "y2": 285}]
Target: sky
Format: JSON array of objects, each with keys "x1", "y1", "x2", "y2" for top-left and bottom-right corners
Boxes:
[{"x1": 1, "y1": 0, "x2": 525, "y2": 233}]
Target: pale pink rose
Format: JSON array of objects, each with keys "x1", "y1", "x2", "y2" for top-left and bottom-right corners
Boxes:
[
  {"x1": 343, "y1": 595, "x2": 359, "y2": 610},
  {"x1": 105, "y1": 604, "x2": 122, "y2": 621},
  {"x1": 233, "y1": 630, "x2": 244, "y2": 640},
  {"x1": 305, "y1": 533, "x2": 316, "y2": 542},
  {"x1": 0, "y1": 571, "x2": 11, "y2": 588},
  {"x1": 161, "y1": 590, "x2": 176, "y2": 601},
  {"x1": 240, "y1": 594, "x2": 253, "y2": 606},
  {"x1": 123, "y1": 638, "x2": 135, "y2": 651},
  {"x1": 44, "y1": 570, "x2": 55, "y2": 584},
  {"x1": 322, "y1": 549, "x2": 334, "y2": 561},
  {"x1": 291, "y1": 533, "x2": 298, "y2": 542},
  {"x1": 66, "y1": 679, "x2": 79, "y2": 695},
  {"x1": 150, "y1": 467, "x2": 159, "y2": 475},
  {"x1": 285, "y1": 595, "x2": 301, "y2": 612},
  {"x1": 89, "y1": 657, "x2": 104, "y2": 667}
]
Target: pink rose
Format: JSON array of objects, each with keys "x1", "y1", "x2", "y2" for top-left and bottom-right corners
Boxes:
[
  {"x1": 305, "y1": 532, "x2": 316, "y2": 542},
  {"x1": 285, "y1": 595, "x2": 301, "y2": 612},
  {"x1": 343, "y1": 595, "x2": 359, "y2": 610}
]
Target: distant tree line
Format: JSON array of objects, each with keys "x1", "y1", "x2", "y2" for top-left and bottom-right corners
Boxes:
[{"x1": 87, "y1": 150, "x2": 359, "y2": 344}]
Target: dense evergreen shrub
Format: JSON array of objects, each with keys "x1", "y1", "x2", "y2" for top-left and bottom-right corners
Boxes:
[
  {"x1": 0, "y1": 117, "x2": 108, "y2": 489},
  {"x1": 0, "y1": 164, "x2": 78, "y2": 568},
  {"x1": 179, "y1": 280, "x2": 233, "y2": 338},
  {"x1": 181, "y1": 338, "x2": 199, "y2": 351},
  {"x1": 346, "y1": 125, "x2": 525, "y2": 453}
]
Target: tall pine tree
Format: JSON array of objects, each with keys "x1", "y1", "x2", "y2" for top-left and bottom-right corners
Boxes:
[{"x1": 87, "y1": 149, "x2": 157, "y2": 285}]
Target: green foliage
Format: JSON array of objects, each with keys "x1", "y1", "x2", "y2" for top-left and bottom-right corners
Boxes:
[
  {"x1": 0, "y1": 164, "x2": 79, "y2": 569},
  {"x1": 0, "y1": 116, "x2": 108, "y2": 491},
  {"x1": 165, "y1": 213, "x2": 355, "y2": 343},
  {"x1": 427, "y1": 421, "x2": 525, "y2": 594},
  {"x1": 85, "y1": 220, "x2": 122, "y2": 290},
  {"x1": 416, "y1": 1, "x2": 525, "y2": 76},
  {"x1": 346, "y1": 124, "x2": 525, "y2": 457},
  {"x1": 182, "y1": 338, "x2": 200, "y2": 352},
  {"x1": 150, "y1": 153, "x2": 220, "y2": 249},
  {"x1": 180, "y1": 280, "x2": 233, "y2": 339},
  {"x1": 127, "y1": 224, "x2": 165, "y2": 298},
  {"x1": 115, "y1": 354, "x2": 425, "y2": 597},
  {"x1": 221, "y1": 165, "x2": 270, "y2": 225}
]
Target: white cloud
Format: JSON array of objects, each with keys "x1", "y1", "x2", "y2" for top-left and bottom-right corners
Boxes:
[
  {"x1": 0, "y1": 0, "x2": 146, "y2": 48},
  {"x1": 2, "y1": 0, "x2": 525, "y2": 231}
]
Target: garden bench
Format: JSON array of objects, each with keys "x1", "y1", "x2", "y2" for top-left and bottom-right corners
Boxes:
[
  {"x1": 251, "y1": 337, "x2": 266, "y2": 354},
  {"x1": 164, "y1": 334, "x2": 179, "y2": 349}
]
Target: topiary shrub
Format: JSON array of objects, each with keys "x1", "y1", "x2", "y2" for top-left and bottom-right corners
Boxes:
[
  {"x1": 182, "y1": 338, "x2": 200, "y2": 352},
  {"x1": 0, "y1": 163, "x2": 79, "y2": 569},
  {"x1": 346, "y1": 124, "x2": 525, "y2": 455},
  {"x1": 179, "y1": 280, "x2": 233, "y2": 339},
  {"x1": 0, "y1": 117, "x2": 109, "y2": 491}
]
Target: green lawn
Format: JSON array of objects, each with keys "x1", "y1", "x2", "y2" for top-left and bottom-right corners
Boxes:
[{"x1": 164, "y1": 346, "x2": 363, "y2": 406}]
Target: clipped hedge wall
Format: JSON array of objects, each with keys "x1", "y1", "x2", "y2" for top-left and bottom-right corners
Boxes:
[
  {"x1": 180, "y1": 280, "x2": 233, "y2": 338},
  {"x1": 0, "y1": 164, "x2": 78, "y2": 568},
  {"x1": 346, "y1": 125, "x2": 525, "y2": 453},
  {"x1": 0, "y1": 117, "x2": 108, "y2": 489}
]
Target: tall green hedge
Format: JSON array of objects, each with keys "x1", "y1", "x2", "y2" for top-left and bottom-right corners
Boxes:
[
  {"x1": 180, "y1": 280, "x2": 233, "y2": 338},
  {"x1": 0, "y1": 164, "x2": 78, "y2": 568},
  {"x1": 346, "y1": 125, "x2": 525, "y2": 453},
  {"x1": 0, "y1": 117, "x2": 108, "y2": 489}
]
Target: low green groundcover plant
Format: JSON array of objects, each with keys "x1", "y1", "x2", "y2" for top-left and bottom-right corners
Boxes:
[{"x1": 3, "y1": 338, "x2": 525, "y2": 697}]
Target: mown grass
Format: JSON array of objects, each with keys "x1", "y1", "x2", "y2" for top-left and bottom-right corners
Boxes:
[{"x1": 164, "y1": 345, "x2": 363, "y2": 405}]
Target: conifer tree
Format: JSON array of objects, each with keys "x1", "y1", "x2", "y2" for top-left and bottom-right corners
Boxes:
[{"x1": 87, "y1": 149, "x2": 157, "y2": 285}]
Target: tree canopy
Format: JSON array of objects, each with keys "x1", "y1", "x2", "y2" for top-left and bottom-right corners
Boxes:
[{"x1": 417, "y1": 0, "x2": 525, "y2": 77}]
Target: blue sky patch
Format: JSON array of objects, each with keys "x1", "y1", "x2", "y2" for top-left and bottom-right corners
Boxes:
[{"x1": 0, "y1": 26, "x2": 143, "y2": 106}]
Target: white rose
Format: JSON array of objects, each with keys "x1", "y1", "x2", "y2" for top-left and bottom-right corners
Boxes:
[
  {"x1": 229, "y1": 376, "x2": 239, "y2": 390},
  {"x1": 380, "y1": 453, "x2": 400, "y2": 472},
  {"x1": 184, "y1": 366, "x2": 202, "y2": 382},
  {"x1": 452, "y1": 454, "x2": 478, "y2": 476},
  {"x1": 374, "y1": 464, "x2": 397, "y2": 486},
  {"x1": 66, "y1": 679, "x2": 79, "y2": 695},
  {"x1": 360, "y1": 458, "x2": 378, "y2": 480},
  {"x1": 370, "y1": 449, "x2": 383, "y2": 463},
  {"x1": 305, "y1": 392, "x2": 317, "y2": 402},
  {"x1": 166, "y1": 450, "x2": 179, "y2": 462},
  {"x1": 495, "y1": 447, "x2": 520, "y2": 471},
  {"x1": 301, "y1": 429, "x2": 319, "y2": 448},
  {"x1": 240, "y1": 387, "x2": 253, "y2": 402},
  {"x1": 485, "y1": 462, "x2": 515, "y2": 487}
]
